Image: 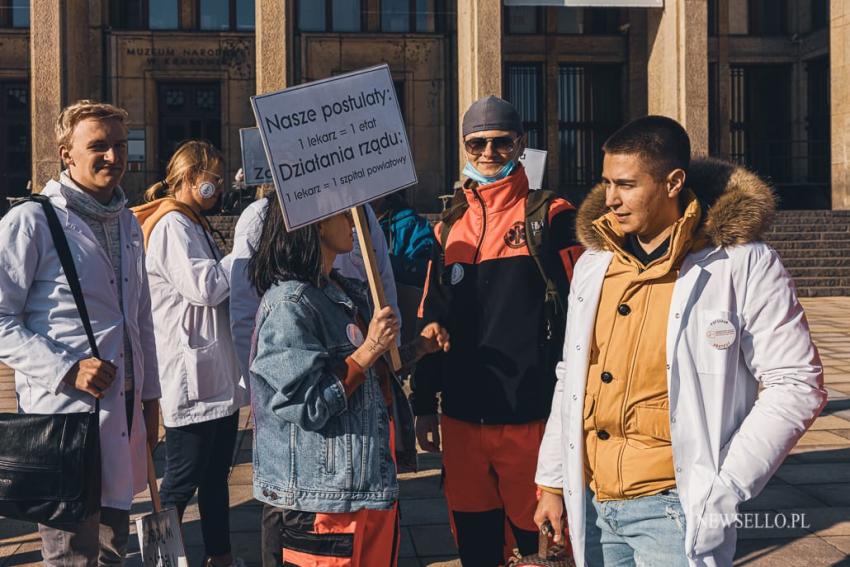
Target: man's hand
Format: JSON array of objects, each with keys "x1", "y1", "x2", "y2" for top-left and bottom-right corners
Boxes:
[
  {"x1": 420, "y1": 323, "x2": 451, "y2": 354},
  {"x1": 62, "y1": 357, "x2": 117, "y2": 399},
  {"x1": 143, "y1": 400, "x2": 160, "y2": 451},
  {"x1": 534, "y1": 490, "x2": 565, "y2": 544},
  {"x1": 415, "y1": 414, "x2": 441, "y2": 452}
]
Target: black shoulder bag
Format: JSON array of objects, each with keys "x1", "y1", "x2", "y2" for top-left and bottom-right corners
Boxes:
[{"x1": 0, "y1": 194, "x2": 101, "y2": 524}]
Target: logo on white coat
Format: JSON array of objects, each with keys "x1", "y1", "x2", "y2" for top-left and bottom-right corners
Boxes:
[
  {"x1": 346, "y1": 323, "x2": 364, "y2": 347},
  {"x1": 450, "y1": 264, "x2": 464, "y2": 285},
  {"x1": 706, "y1": 319, "x2": 736, "y2": 350}
]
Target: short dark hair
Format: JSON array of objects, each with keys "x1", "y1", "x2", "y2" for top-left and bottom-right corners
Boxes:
[
  {"x1": 602, "y1": 115, "x2": 691, "y2": 180},
  {"x1": 248, "y1": 193, "x2": 324, "y2": 296}
]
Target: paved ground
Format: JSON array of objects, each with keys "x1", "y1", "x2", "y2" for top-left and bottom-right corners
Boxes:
[{"x1": 3, "y1": 297, "x2": 850, "y2": 565}]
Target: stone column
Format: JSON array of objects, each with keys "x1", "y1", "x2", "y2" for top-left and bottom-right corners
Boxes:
[
  {"x1": 831, "y1": 0, "x2": 850, "y2": 209},
  {"x1": 646, "y1": 0, "x2": 708, "y2": 155},
  {"x1": 30, "y1": 0, "x2": 92, "y2": 191},
  {"x1": 256, "y1": 0, "x2": 290, "y2": 95},
  {"x1": 456, "y1": 0, "x2": 502, "y2": 173}
]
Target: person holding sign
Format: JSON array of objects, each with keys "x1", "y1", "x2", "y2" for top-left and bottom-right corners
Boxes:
[
  {"x1": 412, "y1": 96, "x2": 583, "y2": 565},
  {"x1": 133, "y1": 140, "x2": 245, "y2": 567},
  {"x1": 247, "y1": 200, "x2": 449, "y2": 566}
]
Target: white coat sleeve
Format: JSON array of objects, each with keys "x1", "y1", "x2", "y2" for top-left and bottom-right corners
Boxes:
[
  {"x1": 535, "y1": 360, "x2": 567, "y2": 489},
  {"x1": 694, "y1": 246, "x2": 827, "y2": 554},
  {"x1": 137, "y1": 250, "x2": 161, "y2": 402},
  {"x1": 148, "y1": 214, "x2": 231, "y2": 307},
  {"x1": 0, "y1": 208, "x2": 83, "y2": 394},
  {"x1": 229, "y1": 202, "x2": 265, "y2": 381}
]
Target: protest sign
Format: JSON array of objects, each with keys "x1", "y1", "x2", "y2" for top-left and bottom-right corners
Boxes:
[
  {"x1": 251, "y1": 64, "x2": 417, "y2": 231},
  {"x1": 239, "y1": 127, "x2": 272, "y2": 186},
  {"x1": 136, "y1": 447, "x2": 188, "y2": 567},
  {"x1": 520, "y1": 148, "x2": 548, "y2": 190}
]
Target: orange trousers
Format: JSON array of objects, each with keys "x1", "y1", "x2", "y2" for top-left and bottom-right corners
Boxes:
[
  {"x1": 280, "y1": 505, "x2": 399, "y2": 567},
  {"x1": 441, "y1": 416, "x2": 546, "y2": 565}
]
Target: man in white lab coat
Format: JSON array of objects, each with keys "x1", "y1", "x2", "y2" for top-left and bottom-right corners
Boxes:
[
  {"x1": 0, "y1": 100, "x2": 160, "y2": 565},
  {"x1": 534, "y1": 116, "x2": 826, "y2": 566}
]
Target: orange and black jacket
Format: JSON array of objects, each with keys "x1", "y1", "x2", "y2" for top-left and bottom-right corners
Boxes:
[{"x1": 411, "y1": 166, "x2": 582, "y2": 424}]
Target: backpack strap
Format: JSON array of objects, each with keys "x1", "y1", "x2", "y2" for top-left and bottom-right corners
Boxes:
[
  {"x1": 438, "y1": 187, "x2": 469, "y2": 248},
  {"x1": 525, "y1": 189, "x2": 565, "y2": 314}
]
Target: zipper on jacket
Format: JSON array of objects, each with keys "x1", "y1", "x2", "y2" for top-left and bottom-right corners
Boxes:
[{"x1": 470, "y1": 187, "x2": 487, "y2": 264}]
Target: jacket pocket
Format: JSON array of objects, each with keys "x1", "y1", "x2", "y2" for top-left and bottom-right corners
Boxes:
[
  {"x1": 183, "y1": 340, "x2": 230, "y2": 401},
  {"x1": 630, "y1": 403, "x2": 672, "y2": 447},
  {"x1": 696, "y1": 310, "x2": 741, "y2": 374}
]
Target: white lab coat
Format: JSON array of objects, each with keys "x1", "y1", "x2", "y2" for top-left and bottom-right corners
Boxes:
[
  {"x1": 145, "y1": 211, "x2": 243, "y2": 427},
  {"x1": 536, "y1": 172, "x2": 827, "y2": 567},
  {"x1": 229, "y1": 199, "x2": 399, "y2": 382},
  {"x1": 0, "y1": 180, "x2": 160, "y2": 510}
]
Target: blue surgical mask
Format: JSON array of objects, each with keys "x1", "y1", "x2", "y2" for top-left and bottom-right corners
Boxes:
[{"x1": 463, "y1": 160, "x2": 517, "y2": 185}]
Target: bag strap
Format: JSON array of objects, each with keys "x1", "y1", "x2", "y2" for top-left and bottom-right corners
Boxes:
[
  {"x1": 438, "y1": 187, "x2": 469, "y2": 248},
  {"x1": 29, "y1": 195, "x2": 102, "y2": 411},
  {"x1": 525, "y1": 189, "x2": 565, "y2": 309}
]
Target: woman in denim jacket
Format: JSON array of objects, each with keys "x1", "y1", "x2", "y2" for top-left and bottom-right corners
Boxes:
[{"x1": 247, "y1": 201, "x2": 450, "y2": 566}]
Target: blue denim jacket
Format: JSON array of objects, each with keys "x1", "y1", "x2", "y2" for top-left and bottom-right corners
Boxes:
[{"x1": 249, "y1": 273, "x2": 416, "y2": 513}]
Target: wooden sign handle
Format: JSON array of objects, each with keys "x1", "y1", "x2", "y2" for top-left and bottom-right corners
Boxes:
[
  {"x1": 350, "y1": 205, "x2": 402, "y2": 371},
  {"x1": 146, "y1": 444, "x2": 162, "y2": 513}
]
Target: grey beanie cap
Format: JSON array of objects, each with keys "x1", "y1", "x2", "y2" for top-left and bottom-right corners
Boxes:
[{"x1": 462, "y1": 95, "x2": 524, "y2": 137}]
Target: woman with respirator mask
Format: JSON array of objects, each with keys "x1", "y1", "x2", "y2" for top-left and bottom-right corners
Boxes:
[{"x1": 132, "y1": 140, "x2": 246, "y2": 567}]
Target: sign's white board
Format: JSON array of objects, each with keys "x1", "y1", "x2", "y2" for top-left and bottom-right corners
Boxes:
[
  {"x1": 519, "y1": 148, "x2": 547, "y2": 190},
  {"x1": 135, "y1": 508, "x2": 188, "y2": 567},
  {"x1": 504, "y1": 0, "x2": 662, "y2": 7},
  {"x1": 251, "y1": 64, "x2": 417, "y2": 230},
  {"x1": 240, "y1": 127, "x2": 272, "y2": 186}
]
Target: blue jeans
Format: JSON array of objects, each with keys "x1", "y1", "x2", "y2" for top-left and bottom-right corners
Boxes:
[{"x1": 585, "y1": 488, "x2": 689, "y2": 567}]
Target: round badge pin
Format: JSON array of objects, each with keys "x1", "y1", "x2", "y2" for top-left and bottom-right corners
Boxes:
[
  {"x1": 705, "y1": 318, "x2": 737, "y2": 350},
  {"x1": 346, "y1": 323, "x2": 365, "y2": 347},
  {"x1": 450, "y1": 264, "x2": 464, "y2": 285}
]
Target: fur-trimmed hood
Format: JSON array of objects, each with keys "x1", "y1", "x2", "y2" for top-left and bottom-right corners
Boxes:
[{"x1": 576, "y1": 157, "x2": 776, "y2": 251}]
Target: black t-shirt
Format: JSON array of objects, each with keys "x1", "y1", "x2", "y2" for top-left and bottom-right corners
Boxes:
[{"x1": 624, "y1": 233, "x2": 671, "y2": 268}]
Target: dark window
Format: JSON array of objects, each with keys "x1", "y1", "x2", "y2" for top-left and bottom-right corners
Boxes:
[
  {"x1": 236, "y1": 0, "x2": 255, "y2": 31},
  {"x1": 149, "y1": 0, "x2": 179, "y2": 29},
  {"x1": 505, "y1": 6, "x2": 541, "y2": 34},
  {"x1": 555, "y1": 8, "x2": 619, "y2": 34},
  {"x1": 110, "y1": 0, "x2": 182, "y2": 30},
  {"x1": 157, "y1": 82, "x2": 222, "y2": 177},
  {"x1": 382, "y1": 0, "x2": 410, "y2": 31},
  {"x1": 807, "y1": 57, "x2": 829, "y2": 184},
  {"x1": 0, "y1": 0, "x2": 28, "y2": 28},
  {"x1": 200, "y1": 0, "x2": 230, "y2": 30},
  {"x1": 504, "y1": 64, "x2": 544, "y2": 150},
  {"x1": 557, "y1": 65, "x2": 622, "y2": 201},
  {"x1": 394, "y1": 80, "x2": 406, "y2": 120},
  {"x1": 748, "y1": 0, "x2": 787, "y2": 36},
  {"x1": 811, "y1": 0, "x2": 828, "y2": 31},
  {"x1": 0, "y1": 82, "x2": 30, "y2": 215},
  {"x1": 380, "y1": 0, "x2": 438, "y2": 32},
  {"x1": 332, "y1": 0, "x2": 361, "y2": 32},
  {"x1": 197, "y1": 0, "x2": 254, "y2": 31},
  {"x1": 296, "y1": 0, "x2": 362, "y2": 32},
  {"x1": 297, "y1": 0, "x2": 326, "y2": 31},
  {"x1": 730, "y1": 65, "x2": 792, "y2": 182},
  {"x1": 110, "y1": 0, "x2": 144, "y2": 29}
]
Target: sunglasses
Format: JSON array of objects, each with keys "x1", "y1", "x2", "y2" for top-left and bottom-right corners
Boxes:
[
  {"x1": 464, "y1": 136, "x2": 517, "y2": 156},
  {"x1": 201, "y1": 170, "x2": 225, "y2": 188}
]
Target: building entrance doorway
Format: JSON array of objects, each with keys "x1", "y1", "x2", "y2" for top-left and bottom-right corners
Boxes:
[{"x1": 157, "y1": 81, "x2": 222, "y2": 176}]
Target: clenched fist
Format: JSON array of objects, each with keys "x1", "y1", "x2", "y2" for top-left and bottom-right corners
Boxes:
[{"x1": 63, "y1": 357, "x2": 118, "y2": 399}]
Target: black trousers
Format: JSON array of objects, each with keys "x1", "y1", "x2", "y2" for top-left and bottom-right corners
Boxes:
[{"x1": 159, "y1": 411, "x2": 239, "y2": 557}]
